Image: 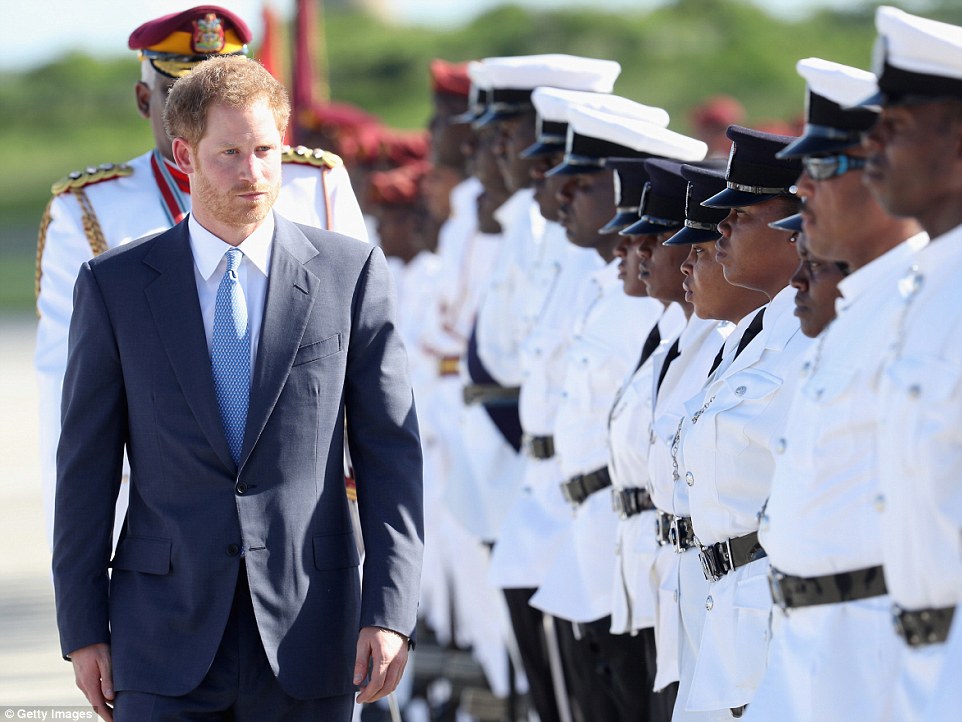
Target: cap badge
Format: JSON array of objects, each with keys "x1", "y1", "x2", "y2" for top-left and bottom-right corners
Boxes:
[{"x1": 192, "y1": 13, "x2": 226, "y2": 54}]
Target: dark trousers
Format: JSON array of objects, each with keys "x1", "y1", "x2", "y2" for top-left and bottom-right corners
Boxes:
[
  {"x1": 502, "y1": 587, "x2": 565, "y2": 722},
  {"x1": 561, "y1": 617, "x2": 671, "y2": 722},
  {"x1": 114, "y1": 563, "x2": 355, "y2": 722}
]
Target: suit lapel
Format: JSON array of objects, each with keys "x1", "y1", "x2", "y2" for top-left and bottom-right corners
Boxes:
[
  {"x1": 143, "y1": 222, "x2": 236, "y2": 472},
  {"x1": 239, "y1": 216, "x2": 320, "y2": 470}
]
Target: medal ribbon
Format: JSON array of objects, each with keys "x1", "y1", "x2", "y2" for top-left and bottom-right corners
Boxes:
[{"x1": 150, "y1": 149, "x2": 191, "y2": 225}]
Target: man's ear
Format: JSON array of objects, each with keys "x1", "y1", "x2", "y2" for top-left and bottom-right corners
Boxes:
[
  {"x1": 171, "y1": 137, "x2": 194, "y2": 174},
  {"x1": 134, "y1": 82, "x2": 151, "y2": 120}
]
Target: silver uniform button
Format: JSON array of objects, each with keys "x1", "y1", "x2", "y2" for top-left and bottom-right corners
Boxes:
[
  {"x1": 759, "y1": 514, "x2": 770, "y2": 532},
  {"x1": 705, "y1": 595, "x2": 714, "y2": 611},
  {"x1": 908, "y1": 384, "x2": 922, "y2": 399},
  {"x1": 776, "y1": 438, "x2": 786, "y2": 454},
  {"x1": 735, "y1": 386, "x2": 747, "y2": 396},
  {"x1": 686, "y1": 471, "x2": 694, "y2": 487}
]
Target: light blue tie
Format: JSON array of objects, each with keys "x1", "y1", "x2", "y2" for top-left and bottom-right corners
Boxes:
[{"x1": 211, "y1": 248, "x2": 250, "y2": 465}]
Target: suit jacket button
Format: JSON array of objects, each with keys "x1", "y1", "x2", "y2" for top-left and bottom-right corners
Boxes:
[
  {"x1": 227, "y1": 544, "x2": 240, "y2": 556},
  {"x1": 236, "y1": 482, "x2": 248, "y2": 495}
]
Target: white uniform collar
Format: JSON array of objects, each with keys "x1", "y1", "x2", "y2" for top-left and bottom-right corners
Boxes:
[{"x1": 837, "y1": 231, "x2": 928, "y2": 310}]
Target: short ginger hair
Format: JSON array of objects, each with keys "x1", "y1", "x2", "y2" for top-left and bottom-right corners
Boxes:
[{"x1": 164, "y1": 55, "x2": 290, "y2": 146}]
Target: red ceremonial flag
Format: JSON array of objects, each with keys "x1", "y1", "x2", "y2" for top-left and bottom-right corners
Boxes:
[{"x1": 293, "y1": 0, "x2": 330, "y2": 143}]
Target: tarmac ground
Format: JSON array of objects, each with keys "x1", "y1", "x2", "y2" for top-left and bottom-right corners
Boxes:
[{"x1": 0, "y1": 313, "x2": 78, "y2": 708}]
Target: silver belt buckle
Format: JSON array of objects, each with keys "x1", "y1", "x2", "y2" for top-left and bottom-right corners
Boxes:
[
  {"x1": 699, "y1": 544, "x2": 724, "y2": 583},
  {"x1": 611, "y1": 489, "x2": 627, "y2": 519},
  {"x1": 655, "y1": 512, "x2": 671, "y2": 546},
  {"x1": 768, "y1": 567, "x2": 789, "y2": 612}
]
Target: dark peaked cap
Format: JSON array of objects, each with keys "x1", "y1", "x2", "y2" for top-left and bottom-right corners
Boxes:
[
  {"x1": 665, "y1": 163, "x2": 729, "y2": 246},
  {"x1": 702, "y1": 125, "x2": 802, "y2": 208}
]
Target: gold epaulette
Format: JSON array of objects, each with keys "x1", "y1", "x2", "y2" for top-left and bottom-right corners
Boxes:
[
  {"x1": 51, "y1": 163, "x2": 133, "y2": 195},
  {"x1": 281, "y1": 145, "x2": 342, "y2": 170}
]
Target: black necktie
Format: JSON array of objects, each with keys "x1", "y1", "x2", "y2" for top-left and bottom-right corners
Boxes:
[
  {"x1": 656, "y1": 337, "x2": 682, "y2": 392},
  {"x1": 636, "y1": 323, "x2": 662, "y2": 373},
  {"x1": 734, "y1": 308, "x2": 766, "y2": 359},
  {"x1": 706, "y1": 342, "x2": 726, "y2": 378},
  {"x1": 707, "y1": 307, "x2": 766, "y2": 379}
]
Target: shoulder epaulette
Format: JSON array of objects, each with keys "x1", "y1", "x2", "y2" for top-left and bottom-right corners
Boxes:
[
  {"x1": 281, "y1": 145, "x2": 343, "y2": 170},
  {"x1": 52, "y1": 163, "x2": 133, "y2": 195}
]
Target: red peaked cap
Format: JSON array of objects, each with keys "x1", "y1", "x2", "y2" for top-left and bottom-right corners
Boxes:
[
  {"x1": 369, "y1": 160, "x2": 432, "y2": 206},
  {"x1": 430, "y1": 59, "x2": 471, "y2": 98},
  {"x1": 128, "y1": 6, "x2": 253, "y2": 51}
]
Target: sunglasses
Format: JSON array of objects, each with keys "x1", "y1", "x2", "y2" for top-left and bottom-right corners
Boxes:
[{"x1": 802, "y1": 154, "x2": 867, "y2": 181}]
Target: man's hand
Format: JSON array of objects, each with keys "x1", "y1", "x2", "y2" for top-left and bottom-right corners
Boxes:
[
  {"x1": 353, "y1": 626, "x2": 409, "y2": 703},
  {"x1": 70, "y1": 643, "x2": 114, "y2": 721}
]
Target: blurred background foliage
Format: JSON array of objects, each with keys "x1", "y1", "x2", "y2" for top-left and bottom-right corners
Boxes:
[{"x1": 2, "y1": 0, "x2": 960, "y2": 310}]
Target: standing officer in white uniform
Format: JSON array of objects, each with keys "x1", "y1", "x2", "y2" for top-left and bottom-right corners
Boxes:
[
  {"x1": 528, "y1": 104, "x2": 706, "y2": 720},
  {"x1": 648, "y1": 163, "x2": 767, "y2": 722},
  {"x1": 858, "y1": 7, "x2": 962, "y2": 721},
  {"x1": 745, "y1": 57, "x2": 926, "y2": 722},
  {"x1": 458, "y1": 54, "x2": 622, "y2": 545},
  {"x1": 609, "y1": 157, "x2": 726, "y2": 722},
  {"x1": 35, "y1": 6, "x2": 368, "y2": 551},
  {"x1": 678, "y1": 126, "x2": 810, "y2": 719}
]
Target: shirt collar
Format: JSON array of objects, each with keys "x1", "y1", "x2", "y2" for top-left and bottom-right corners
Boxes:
[
  {"x1": 837, "y1": 232, "x2": 929, "y2": 309},
  {"x1": 188, "y1": 212, "x2": 275, "y2": 281}
]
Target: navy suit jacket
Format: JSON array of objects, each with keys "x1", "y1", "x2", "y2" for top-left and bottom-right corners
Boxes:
[{"x1": 52, "y1": 214, "x2": 424, "y2": 699}]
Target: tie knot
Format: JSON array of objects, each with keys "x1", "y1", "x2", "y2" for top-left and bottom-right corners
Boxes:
[{"x1": 225, "y1": 248, "x2": 243, "y2": 274}]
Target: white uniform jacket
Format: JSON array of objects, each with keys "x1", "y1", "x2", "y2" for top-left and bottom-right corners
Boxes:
[
  {"x1": 530, "y1": 260, "x2": 663, "y2": 622},
  {"x1": 608, "y1": 303, "x2": 687, "y2": 635},
  {"x1": 875, "y1": 227, "x2": 962, "y2": 721},
  {"x1": 682, "y1": 285, "x2": 812, "y2": 712},
  {"x1": 747, "y1": 235, "x2": 926, "y2": 722},
  {"x1": 488, "y1": 239, "x2": 603, "y2": 589},
  {"x1": 647, "y1": 315, "x2": 731, "y2": 693}
]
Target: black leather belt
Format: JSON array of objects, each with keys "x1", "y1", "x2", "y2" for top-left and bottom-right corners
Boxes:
[
  {"x1": 699, "y1": 532, "x2": 767, "y2": 582},
  {"x1": 893, "y1": 604, "x2": 956, "y2": 647},
  {"x1": 523, "y1": 434, "x2": 555, "y2": 459},
  {"x1": 768, "y1": 564, "x2": 887, "y2": 611},
  {"x1": 655, "y1": 511, "x2": 673, "y2": 546},
  {"x1": 462, "y1": 383, "x2": 521, "y2": 406},
  {"x1": 560, "y1": 467, "x2": 611, "y2": 506},
  {"x1": 612, "y1": 487, "x2": 655, "y2": 519}
]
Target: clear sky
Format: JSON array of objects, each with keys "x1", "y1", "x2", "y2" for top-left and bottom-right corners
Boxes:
[{"x1": 0, "y1": 0, "x2": 868, "y2": 71}]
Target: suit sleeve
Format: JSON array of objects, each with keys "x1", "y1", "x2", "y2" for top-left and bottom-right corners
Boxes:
[
  {"x1": 52, "y1": 262, "x2": 127, "y2": 658},
  {"x1": 344, "y1": 246, "x2": 424, "y2": 639}
]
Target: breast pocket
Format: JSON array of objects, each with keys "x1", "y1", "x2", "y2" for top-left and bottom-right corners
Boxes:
[
  {"x1": 293, "y1": 333, "x2": 342, "y2": 366},
  {"x1": 885, "y1": 355, "x2": 962, "y2": 474}
]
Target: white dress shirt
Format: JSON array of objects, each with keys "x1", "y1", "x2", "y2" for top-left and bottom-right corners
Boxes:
[
  {"x1": 745, "y1": 234, "x2": 927, "y2": 722},
  {"x1": 188, "y1": 212, "x2": 274, "y2": 370}
]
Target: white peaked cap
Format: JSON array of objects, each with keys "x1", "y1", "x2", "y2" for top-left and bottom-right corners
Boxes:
[
  {"x1": 874, "y1": 6, "x2": 962, "y2": 81},
  {"x1": 796, "y1": 58, "x2": 877, "y2": 108},
  {"x1": 567, "y1": 106, "x2": 708, "y2": 162},
  {"x1": 466, "y1": 60, "x2": 491, "y2": 90},
  {"x1": 481, "y1": 54, "x2": 621, "y2": 93},
  {"x1": 531, "y1": 87, "x2": 670, "y2": 127}
]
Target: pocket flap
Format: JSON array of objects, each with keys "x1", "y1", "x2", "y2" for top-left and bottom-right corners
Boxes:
[
  {"x1": 722, "y1": 368, "x2": 783, "y2": 402},
  {"x1": 313, "y1": 532, "x2": 360, "y2": 571},
  {"x1": 110, "y1": 536, "x2": 172, "y2": 575},
  {"x1": 886, "y1": 355, "x2": 961, "y2": 403},
  {"x1": 293, "y1": 333, "x2": 342, "y2": 366}
]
